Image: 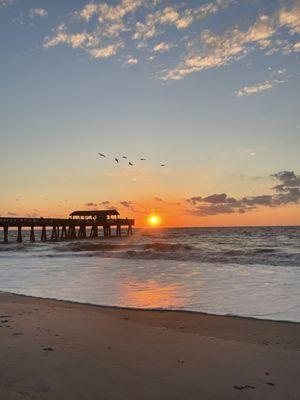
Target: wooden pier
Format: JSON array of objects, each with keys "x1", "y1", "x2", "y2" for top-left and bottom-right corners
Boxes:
[{"x1": 0, "y1": 210, "x2": 134, "y2": 243}]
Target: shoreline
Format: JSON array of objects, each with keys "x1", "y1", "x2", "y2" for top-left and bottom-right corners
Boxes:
[
  {"x1": 1, "y1": 291, "x2": 300, "y2": 399},
  {"x1": 1, "y1": 289, "x2": 300, "y2": 325}
]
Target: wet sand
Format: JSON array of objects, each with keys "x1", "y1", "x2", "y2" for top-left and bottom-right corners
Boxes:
[{"x1": 0, "y1": 291, "x2": 299, "y2": 399}]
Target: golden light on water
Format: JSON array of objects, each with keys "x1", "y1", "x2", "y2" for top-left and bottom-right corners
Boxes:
[{"x1": 148, "y1": 214, "x2": 161, "y2": 226}]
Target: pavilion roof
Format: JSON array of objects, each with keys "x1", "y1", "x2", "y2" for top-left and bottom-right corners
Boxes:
[{"x1": 69, "y1": 210, "x2": 119, "y2": 217}]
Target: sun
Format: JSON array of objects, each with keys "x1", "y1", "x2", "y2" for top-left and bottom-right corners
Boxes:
[{"x1": 148, "y1": 214, "x2": 161, "y2": 226}]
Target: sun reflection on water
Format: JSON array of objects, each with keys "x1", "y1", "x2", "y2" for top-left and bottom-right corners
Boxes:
[{"x1": 119, "y1": 280, "x2": 184, "y2": 309}]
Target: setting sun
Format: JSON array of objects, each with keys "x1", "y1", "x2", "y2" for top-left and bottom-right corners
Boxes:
[{"x1": 148, "y1": 214, "x2": 161, "y2": 226}]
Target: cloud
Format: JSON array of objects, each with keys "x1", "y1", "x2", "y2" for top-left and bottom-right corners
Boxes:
[
  {"x1": 244, "y1": 149, "x2": 256, "y2": 156},
  {"x1": 44, "y1": 0, "x2": 141, "y2": 58},
  {"x1": 272, "y1": 170, "x2": 300, "y2": 187},
  {"x1": 292, "y1": 41, "x2": 300, "y2": 52},
  {"x1": 100, "y1": 201, "x2": 110, "y2": 205},
  {"x1": 187, "y1": 196, "x2": 203, "y2": 205},
  {"x1": 124, "y1": 56, "x2": 138, "y2": 65},
  {"x1": 29, "y1": 8, "x2": 48, "y2": 18},
  {"x1": 26, "y1": 212, "x2": 39, "y2": 218},
  {"x1": 0, "y1": 0, "x2": 14, "y2": 8},
  {"x1": 161, "y1": 1, "x2": 300, "y2": 81},
  {"x1": 235, "y1": 79, "x2": 286, "y2": 96},
  {"x1": 120, "y1": 200, "x2": 131, "y2": 207},
  {"x1": 162, "y1": 13, "x2": 277, "y2": 80},
  {"x1": 90, "y1": 43, "x2": 124, "y2": 58},
  {"x1": 132, "y1": 15, "x2": 157, "y2": 41},
  {"x1": 85, "y1": 202, "x2": 98, "y2": 207},
  {"x1": 79, "y1": 0, "x2": 144, "y2": 23},
  {"x1": 42, "y1": 0, "x2": 300, "y2": 83},
  {"x1": 98, "y1": 201, "x2": 113, "y2": 209},
  {"x1": 202, "y1": 193, "x2": 228, "y2": 203},
  {"x1": 44, "y1": 24, "x2": 98, "y2": 49},
  {"x1": 45, "y1": 0, "x2": 234, "y2": 63},
  {"x1": 186, "y1": 170, "x2": 300, "y2": 216},
  {"x1": 242, "y1": 195, "x2": 273, "y2": 207},
  {"x1": 271, "y1": 171, "x2": 300, "y2": 205},
  {"x1": 120, "y1": 200, "x2": 135, "y2": 211},
  {"x1": 152, "y1": 41, "x2": 173, "y2": 53},
  {"x1": 279, "y1": 1, "x2": 300, "y2": 34}
]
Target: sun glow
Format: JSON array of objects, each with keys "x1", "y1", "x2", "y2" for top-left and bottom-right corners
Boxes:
[{"x1": 148, "y1": 214, "x2": 161, "y2": 226}]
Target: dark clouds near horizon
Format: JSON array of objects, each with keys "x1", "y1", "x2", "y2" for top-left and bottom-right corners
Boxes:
[{"x1": 186, "y1": 171, "x2": 300, "y2": 216}]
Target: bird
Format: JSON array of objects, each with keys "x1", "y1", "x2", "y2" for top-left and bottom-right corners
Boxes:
[
  {"x1": 160, "y1": 164, "x2": 166, "y2": 167},
  {"x1": 98, "y1": 153, "x2": 106, "y2": 157},
  {"x1": 140, "y1": 158, "x2": 146, "y2": 161},
  {"x1": 129, "y1": 162, "x2": 133, "y2": 166},
  {"x1": 115, "y1": 158, "x2": 119, "y2": 163},
  {"x1": 122, "y1": 156, "x2": 127, "y2": 159}
]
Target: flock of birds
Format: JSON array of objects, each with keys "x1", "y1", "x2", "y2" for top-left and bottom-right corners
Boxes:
[{"x1": 98, "y1": 153, "x2": 166, "y2": 167}]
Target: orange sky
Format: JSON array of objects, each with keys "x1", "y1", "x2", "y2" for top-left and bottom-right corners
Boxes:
[
  {"x1": 1, "y1": 197, "x2": 299, "y2": 228},
  {"x1": 1, "y1": 0, "x2": 300, "y2": 228}
]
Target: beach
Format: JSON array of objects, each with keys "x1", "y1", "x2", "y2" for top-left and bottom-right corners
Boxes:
[{"x1": 1, "y1": 291, "x2": 299, "y2": 400}]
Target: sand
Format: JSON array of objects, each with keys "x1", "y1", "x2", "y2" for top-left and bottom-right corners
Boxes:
[{"x1": 0, "y1": 291, "x2": 299, "y2": 399}]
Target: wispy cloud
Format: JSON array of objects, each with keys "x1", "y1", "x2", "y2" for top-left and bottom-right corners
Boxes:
[
  {"x1": 152, "y1": 41, "x2": 174, "y2": 53},
  {"x1": 44, "y1": 0, "x2": 235, "y2": 63},
  {"x1": 244, "y1": 149, "x2": 256, "y2": 156},
  {"x1": 279, "y1": 1, "x2": 300, "y2": 35},
  {"x1": 85, "y1": 202, "x2": 98, "y2": 207},
  {"x1": 161, "y1": 1, "x2": 300, "y2": 81},
  {"x1": 29, "y1": 8, "x2": 48, "y2": 19},
  {"x1": 235, "y1": 79, "x2": 286, "y2": 97},
  {"x1": 100, "y1": 201, "x2": 110, "y2": 206},
  {"x1": 161, "y1": 13, "x2": 277, "y2": 80},
  {"x1": 42, "y1": 0, "x2": 300, "y2": 83},
  {"x1": 120, "y1": 200, "x2": 137, "y2": 211},
  {"x1": 90, "y1": 43, "x2": 124, "y2": 59},
  {"x1": 0, "y1": 0, "x2": 14, "y2": 8},
  {"x1": 124, "y1": 56, "x2": 139, "y2": 65}
]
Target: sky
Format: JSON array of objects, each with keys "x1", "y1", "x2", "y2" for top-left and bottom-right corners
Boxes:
[{"x1": 0, "y1": 0, "x2": 299, "y2": 227}]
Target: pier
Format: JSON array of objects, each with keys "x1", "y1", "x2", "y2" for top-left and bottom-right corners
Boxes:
[{"x1": 0, "y1": 210, "x2": 134, "y2": 243}]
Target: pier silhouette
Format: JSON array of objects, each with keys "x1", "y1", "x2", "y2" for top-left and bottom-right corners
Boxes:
[{"x1": 0, "y1": 210, "x2": 134, "y2": 243}]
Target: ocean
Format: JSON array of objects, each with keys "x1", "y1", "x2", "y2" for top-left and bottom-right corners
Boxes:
[{"x1": 0, "y1": 226, "x2": 299, "y2": 322}]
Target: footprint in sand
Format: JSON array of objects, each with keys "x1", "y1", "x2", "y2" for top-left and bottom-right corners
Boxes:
[
  {"x1": 42, "y1": 347, "x2": 54, "y2": 351},
  {"x1": 234, "y1": 385, "x2": 256, "y2": 391}
]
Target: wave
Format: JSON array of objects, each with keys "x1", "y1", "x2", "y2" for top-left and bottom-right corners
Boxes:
[
  {"x1": 30, "y1": 241, "x2": 300, "y2": 266},
  {"x1": 55, "y1": 241, "x2": 194, "y2": 253},
  {"x1": 1, "y1": 226, "x2": 299, "y2": 267}
]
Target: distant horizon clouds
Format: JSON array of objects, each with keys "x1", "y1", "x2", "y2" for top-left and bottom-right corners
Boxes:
[
  {"x1": 185, "y1": 170, "x2": 300, "y2": 217},
  {"x1": 79, "y1": 170, "x2": 300, "y2": 219}
]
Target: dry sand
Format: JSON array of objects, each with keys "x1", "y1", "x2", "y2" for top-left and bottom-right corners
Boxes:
[{"x1": 0, "y1": 291, "x2": 299, "y2": 399}]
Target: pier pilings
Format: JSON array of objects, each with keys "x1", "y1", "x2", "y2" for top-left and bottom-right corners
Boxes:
[{"x1": 1, "y1": 217, "x2": 134, "y2": 243}]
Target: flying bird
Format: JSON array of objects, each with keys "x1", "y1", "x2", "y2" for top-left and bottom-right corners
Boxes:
[
  {"x1": 160, "y1": 164, "x2": 166, "y2": 167},
  {"x1": 129, "y1": 162, "x2": 133, "y2": 166},
  {"x1": 98, "y1": 153, "x2": 106, "y2": 157},
  {"x1": 122, "y1": 156, "x2": 127, "y2": 159},
  {"x1": 115, "y1": 158, "x2": 119, "y2": 163},
  {"x1": 140, "y1": 158, "x2": 146, "y2": 161}
]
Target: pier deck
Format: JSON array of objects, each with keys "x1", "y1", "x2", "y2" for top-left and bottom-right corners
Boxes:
[{"x1": 0, "y1": 210, "x2": 134, "y2": 242}]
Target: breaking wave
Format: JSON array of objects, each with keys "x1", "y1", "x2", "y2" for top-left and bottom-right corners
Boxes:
[
  {"x1": 1, "y1": 226, "x2": 299, "y2": 266},
  {"x1": 44, "y1": 240, "x2": 300, "y2": 266}
]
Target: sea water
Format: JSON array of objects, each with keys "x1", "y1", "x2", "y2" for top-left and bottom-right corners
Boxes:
[{"x1": 0, "y1": 226, "x2": 299, "y2": 322}]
